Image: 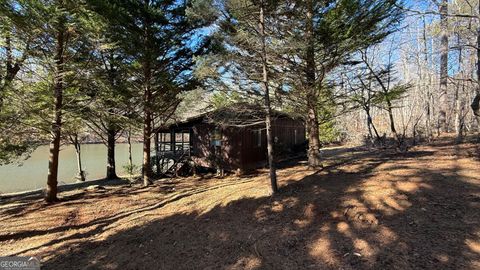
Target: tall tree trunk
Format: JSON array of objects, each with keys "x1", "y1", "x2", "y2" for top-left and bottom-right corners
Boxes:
[
  {"x1": 385, "y1": 99, "x2": 400, "y2": 143},
  {"x1": 105, "y1": 52, "x2": 119, "y2": 180},
  {"x1": 439, "y1": 0, "x2": 449, "y2": 133},
  {"x1": 366, "y1": 114, "x2": 374, "y2": 144},
  {"x1": 259, "y1": 0, "x2": 278, "y2": 194},
  {"x1": 106, "y1": 126, "x2": 118, "y2": 179},
  {"x1": 160, "y1": 133, "x2": 166, "y2": 174},
  {"x1": 366, "y1": 108, "x2": 381, "y2": 142},
  {"x1": 154, "y1": 130, "x2": 161, "y2": 176},
  {"x1": 472, "y1": 94, "x2": 480, "y2": 130},
  {"x1": 127, "y1": 129, "x2": 133, "y2": 173},
  {"x1": 455, "y1": 84, "x2": 463, "y2": 139},
  {"x1": 45, "y1": 15, "x2": 65, "y2": 202},
  {"x1": 1, "y1": 31, "x2": 12, "y2": 109},
  {"x1": 422, "y1": 16, "x2": 432, "y2": 140},
  {"x1": 142, "y1": 1, "x2": 153, "y2": 186},
  {"x1": 1, "y1": 28, "x2": 22, "y2": 110},
  {"x1": 143, "y1": 85, "x2": 152, "y2": 185},
  {"x1": 0, "y1": 31, "x2": 12, "y2": 109},
  {"x1": 305, "y1": 0, "x2": 322, "y2": 167},
  {"x1": 455, "y1": 36, "x2": 464, "y2": 141},
  {"x1": 472, "y1": 5, "x2": 480, "y2": 131},
  {"x1": 73, "y1": 134, "x2": 85, "y2": 182}
]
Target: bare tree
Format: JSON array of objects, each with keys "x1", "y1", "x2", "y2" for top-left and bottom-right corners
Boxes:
[
  {"x1": 438, "y1": 0, "x2": 449, "y2": 133},
  {"x1": 471, "y1": 2, "x2": 480, "y2": 131}
]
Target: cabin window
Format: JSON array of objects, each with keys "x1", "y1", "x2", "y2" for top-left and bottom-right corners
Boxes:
[
  {"x1": 159, "y1": 133, "x2": 172, "y2": 151},
  {"x1": 254, "y1": 129, "x2": 262, "y2": 147},
  {"x1": 211, "y1": 128, "x2": 222, "y2": 146},
  {"x1": 175, "y1": 132, "x2": 190, "y2": 152},
  {"x1": 157, "y1": 131, "x2": 191, "y2": 155}
]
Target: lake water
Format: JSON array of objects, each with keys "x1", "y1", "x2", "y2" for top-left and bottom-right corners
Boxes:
[{"x1": 0, "y1": 143, "x2": 144, "y2": 194}]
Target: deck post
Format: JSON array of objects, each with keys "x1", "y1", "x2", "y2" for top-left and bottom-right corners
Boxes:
[
  {"x1": 181, "y1": 132, "x2": 185, "y2": 153},
  {"x1": 160, "y1": 133, "x2": 166, "y2": 174},
  {"x1": 189, "y1": 128, "x2": 193, "y2": 156},
  {"x1": 154, "y1": 131, "x2": 160, "y2": 175},
  {"x1": 171, "y1": 130, "x2": 175, "y2": 154}
]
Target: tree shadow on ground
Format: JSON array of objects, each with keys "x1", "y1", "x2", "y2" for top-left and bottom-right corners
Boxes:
[
  {"x1": 35, "y1": 142, "x2": 480, "y2": 270},
  {"x1": 0, "y1": 145, "x2": 364, "y2": 224},
  {"x1": 0, "y1": 176, "x2": 261, "y2": 246},
  {"x1": 0, "y1": 178, "x2": 131, "y2": 220},
  {"x1": 2, "y1": 140, "x2": 479, "y2": 269}
]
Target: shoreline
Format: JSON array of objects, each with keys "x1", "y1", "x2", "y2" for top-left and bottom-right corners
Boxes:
[
  {"x1": 0, "y1": 177, "x2": 131, "y2": 200},
  {"x1": 0, "y1": 143, "x2": 145, "y2": 196}
]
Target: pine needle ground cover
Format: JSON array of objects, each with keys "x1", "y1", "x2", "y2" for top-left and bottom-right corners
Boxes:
[{"x1": 1, "y1": 137, "x2": 479, "y2": 269}]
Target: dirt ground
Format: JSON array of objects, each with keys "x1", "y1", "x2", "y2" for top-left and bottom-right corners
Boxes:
[{"x1": 0, "y1": 137, "x2": 479, "y2": 270}]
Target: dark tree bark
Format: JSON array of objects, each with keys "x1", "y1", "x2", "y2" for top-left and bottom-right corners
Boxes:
[
  {"x1": 422, "y1": 16, "x2": 433, "y2": 140},
  {"x1": 142, "y1": 1, "x2": 153, "y2": 186},
  {"x1": 385, "y1": 98, "x2": 399, "y2": 141},
  {"x1": 106, "y1": 126, "x2": 118, "y2": 179},
  {"x1": 438, "y1": 0, "x2": 449, "y2": 133},
  {"x1": 259, "y1": 0, "x2": 278, "y2": 194},
  {"x1": 1, "y1": 29, "x2": 24, "y2": 110},
  {"x1": 471, "y1": 94, "x2": 479, "y2": 129},
  {"x1": 473, "y1": 84, "x2": 479, "y2": 133},
  {"x1": 366, "y1": 110, "x2": 381, "y2": 142},
  {"x1": 455, "y1": 34, "x2": 464, "y2": 141},
  {"x1": 45, "y1": 13, "x2": 66, "y2": 203},
  {"x1": 127, "y1": 129, "x2": 133, "y2": 171},
  {"x1": 103, "y1": 52, "x2": 120, "y2": 180},
  {"x1": 472, "y1": 5, "x2": 480, "y2": 131},
  {"x1": 306, "y1": 102, "x2": 322, "y2": 167},
  {"x1": 305, "y1": 0, "x2": 322, "y2": 168},
  {"x1": 143, "y1": 84, "x2": 153, "y2": 185},
  {"x1": 366, "y1": 114, "x2": 374, "y2": 143}
]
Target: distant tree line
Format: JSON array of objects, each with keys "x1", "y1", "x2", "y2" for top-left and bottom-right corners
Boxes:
[{"x1": 338, "y1": 0, "x2": 479, "y2": 146}]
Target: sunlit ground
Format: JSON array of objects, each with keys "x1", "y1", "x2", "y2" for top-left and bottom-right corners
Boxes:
[{"x1": 0, "y1": 138, "x2": 479, "y2": 269}]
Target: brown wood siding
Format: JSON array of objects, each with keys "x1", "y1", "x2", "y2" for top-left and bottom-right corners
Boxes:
[
  {"x1": 171, "y1": 116, "x2": 306, "y2": 172},
  {"x1": 190, "y1": 124, "x2": 244, "y2": 171},
  {"x1": 272, "y1": 117, "x2": 306, "y2": 148},
  {"x1": 190, "y1": 123, "x2": 214, "y2": 168},
  {"x1": 240, "y1": 127, "x2": 267, "y2": 170},
  {"x1": 221, "y1": 127, "x2": 244, "y2": 170},
  {"x1": 238, "y1": 117, "x2": 306, "y2": 171}
]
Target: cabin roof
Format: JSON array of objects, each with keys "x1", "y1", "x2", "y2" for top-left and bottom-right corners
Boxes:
[{"x1": 159, "y1": 103, "x2": 301, "y2": 131}]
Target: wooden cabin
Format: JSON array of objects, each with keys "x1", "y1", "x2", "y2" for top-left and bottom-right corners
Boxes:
[{"x1": 156, "y1": 105, "x2": 306, "y2": 174}]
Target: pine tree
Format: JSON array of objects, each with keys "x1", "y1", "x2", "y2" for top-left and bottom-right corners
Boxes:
[
  {"x1": 204, "y1": 0, "x2": 283, "y2": 193},
  {"x1": 80, "y1": 27, "x2": 138, "y2": 180},
  {"x1": 17, "y1": 0, "x2": 102, "y2": 202},
  {"x1": 0, "y1": 0, "x2": 40, "y2": 164},
  {"x1": 90, "y1": 0, "x2": 216, "y2": 186}
]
